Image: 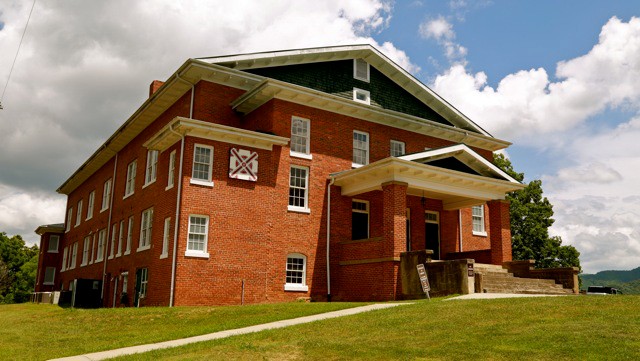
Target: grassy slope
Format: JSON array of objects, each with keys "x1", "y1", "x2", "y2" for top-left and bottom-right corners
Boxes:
[{"x1": 119, "y1": 296, "x2": 640, "y2": 361}]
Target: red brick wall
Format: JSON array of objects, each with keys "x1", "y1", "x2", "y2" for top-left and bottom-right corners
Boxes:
[{"x1": 34, "y1": 232, "x2": 63, "y2": 292}]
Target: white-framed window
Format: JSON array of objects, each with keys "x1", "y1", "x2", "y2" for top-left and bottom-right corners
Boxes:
[
  {"x1": 186, "y1": 215, "x2": 209, "y2": 258},
  {"x1": 43, "y1": 267, "x2": 55, "y2": 285},
  {"x1": 66, "y1": 208, "x2": 73, "y2": 232},
  {"x1": 161, "y1": 217, "x2": 170, "y2": 259},
  {"x1": 86, "y1": 191, "x2": 95, "y2": 220},
  {"x1": 353, "y1": 58, "x2": 370, "y2": 82},
  {"x1": 116, "y1": 220, "x2": 124, "y2": 257},
  {"x1": 82, "y1": 236, "x2": 90, "y2": 266},
  {"x1": 48, "y1": 235, "x2": 59, "y2": 253},
  {"x1": 353, "y1": 88, "x2": 370, "y2": 105},
  {"x1": 390, "y1": 140, "x2": 405, "y2": 157},
  {"x1": 144, "y1": 150, "x2": 158, "y2": 186},
  {"x1": 90, "y1": 234, "x2": 96, "y2": 264},
  {"x1": 61, "y1": 247, "x2": 68, "y2": 272},
  {"x1": 472, "y1": 205, "x2": 487, "y2": 236},
  {"x1": 125, "y1": 216, "x2": 133, "y2": 255},
  {"x1": 166, "y1": 150, "x2": 176, "y2": 190},
  {"x1": 124, "y1": 160, "x2": 137, "y2": 198},
  {"x1": 138, "y1": 208, "x2": 153, "y2": 251},
  {"x1": 352, "y1": 200, "x2": 370, "y2": 240},
  {"x1": 191, "y1": 144, "x2": 214, "y2": 186},
  {"x1": 284, "y1": 253, "x2": 308, "y2": 292},
  {"x1": 352, "y1": 131, "x2": 369, "y2": 167},
  {"x1": 75, "y1": 200, "x2": 83, "y2": 227},
  {"x1": 288, "y1": 166, "x2": 309, "y2": 213},
  {"x1": 121, "y1": 271, "x2": 129, "y2": 294},
  {"x1": 70, "y1": 242, "x2": 78, "y2": 270},
  {"x1": 101, "y1": 179, "x2": 112, "y2": 212},
  {"x1": 96, "y1": 229, "x2": 106, "y2": 262},
  {"x1": 109, "y1": 223, "x2": 117, "y2": 259},
  {"x1": 290, "y1": 116, "x2": 311, "y2": 159},
  {"x1": 138, "y1": 268, "x2": 148, "y2": 298}
]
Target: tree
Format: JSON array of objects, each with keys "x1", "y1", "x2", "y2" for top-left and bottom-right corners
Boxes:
[
  {"x1": 494, "y1": 154, "x2": 581, "y2": 270},
  {"x1": 0, "y1": 232, "x2": 39, "y2": 303}
]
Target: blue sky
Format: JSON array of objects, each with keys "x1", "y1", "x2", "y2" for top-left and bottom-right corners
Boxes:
[{"x1": 0, "y1": 0, "x2": 639, "y2": 273}]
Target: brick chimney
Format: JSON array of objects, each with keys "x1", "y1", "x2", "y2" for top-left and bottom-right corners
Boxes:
[{"x1": 149, "y1": 80, "x2": 165, "y2": 97}]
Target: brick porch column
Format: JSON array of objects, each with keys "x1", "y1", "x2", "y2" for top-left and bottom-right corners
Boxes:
[
  {"x1": 382, "y1": 181, "x2": 408, "y2": 257},
  {"x1": 488, "y1": 200, "x2": 512, "y2": 265}
]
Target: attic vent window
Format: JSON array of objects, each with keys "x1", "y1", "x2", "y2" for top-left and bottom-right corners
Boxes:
[
  {"x1": 353, "y1": 59, "x2": 370, "y2": 82},
  {"x1": 353, "y1": 88, "x2": 370, "y2": 105}
]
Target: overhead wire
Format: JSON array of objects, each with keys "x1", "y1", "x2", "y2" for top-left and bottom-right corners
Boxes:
[{"x1": 0, "y1": 0, "x2": 37, "y2": 110}]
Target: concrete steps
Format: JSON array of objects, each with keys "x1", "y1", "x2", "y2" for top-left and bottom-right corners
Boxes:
[{"x1": 474, "y1": 263, "x2": 573, "y2": 295}]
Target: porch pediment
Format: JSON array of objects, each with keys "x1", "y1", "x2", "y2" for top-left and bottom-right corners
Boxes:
[{"x1": 331, "y1": 144, "x2": 525, "y2": 210}]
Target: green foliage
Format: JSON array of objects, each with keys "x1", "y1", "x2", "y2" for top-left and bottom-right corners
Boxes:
[
  {"x1": 494, "y1": 154, "x2": 581, "y2": 270},
  {"x1": 580, "y1": 267, "x2": 640, "y2": 294},
  {"x1": 0, "y1": 232, "x2": 39, "y2": 303}
]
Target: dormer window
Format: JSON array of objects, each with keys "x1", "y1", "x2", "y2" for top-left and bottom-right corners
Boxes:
[
  {"x1": 353, "y1": 88, "x2": 370, "y2": 105},
  {"x1": 353, "y1": 59, "x2": 370, "y2": 82}
]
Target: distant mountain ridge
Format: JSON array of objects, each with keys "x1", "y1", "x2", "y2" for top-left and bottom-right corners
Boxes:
[{"x1": 580, "y1": 267, "x2": 640, "y2": 294}]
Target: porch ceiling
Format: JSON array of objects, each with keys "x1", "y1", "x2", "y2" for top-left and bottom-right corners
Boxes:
[{"x1": 331, "y1": 157, "x2": 525, "y2": 210}]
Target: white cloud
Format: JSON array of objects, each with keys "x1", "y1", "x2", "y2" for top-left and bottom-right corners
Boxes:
[{"x1": 419, "y1": 16, "x2": 467, "y2": 63}]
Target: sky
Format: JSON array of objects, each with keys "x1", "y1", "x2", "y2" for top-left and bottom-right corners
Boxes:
[{"x1": 0, "y1": 0, "x2": 639, "y2": 274}]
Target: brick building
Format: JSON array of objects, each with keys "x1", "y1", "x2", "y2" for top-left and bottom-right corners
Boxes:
[{"x1": 34, "y1": 45, "x2": 524, "y2": 307}]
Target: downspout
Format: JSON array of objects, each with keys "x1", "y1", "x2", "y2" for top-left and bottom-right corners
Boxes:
[
  {"x1": 458, "y1": 209, "x2": 463, "y2": 252},
  {"x1": 101, "y1": 149, "x2": 117, "y2": 303},
  {"x1": 326, "y1": 176, "x2": 335, "y2": 302},
  {"x1": 169, "y1": 72, "x2": 193, "y2": 307}
]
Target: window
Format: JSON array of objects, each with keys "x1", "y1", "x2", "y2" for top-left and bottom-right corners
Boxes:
[
  {"x1": 290, "y1": 116, "x2": 311, "y2": 158},
  {"x1": 90, "y1": 234, "x2": 96, "y2": 264},
  {"x1": 82, "y1": 236, "x2": 90, "y2": 266},
  {"x1": 191, "y1": 144, "x2": 213, "y2": 186},
  {"x1": 161, "y1": 217, "x2": 170, "y2": 259},
  {"x1": 472, "y1": 205, "x2": 486, "y2": 236},
  {"x1": 288, "y1": 166, "x2": 309, "y2": 212},
  {"x1": 61, "y1": 247, "x2": 68, "y2": 272},
  {"x1": 86, "y1": 191, "x2": 95, "y2": 220},
  {"x1": 96, "y1": 229, "x2": 106, "y2": 262},
  {"x1": 125, "y1": 216, "x2": 133, "y2": 255},
  {"x1": 122, "y1": 272, "x2": 128, "y2": 294},
  {"x1": 66, "y1": 208, "x2": 73, "y2": 232},
  {"x1": 117, "y1": 220, "x2": 124, "y2": 257},
  {"x1": 109, "y1": 223, "x2": 117, "y2": 259},
  {"x1": 284, "y1": 254, "x2": 308, "y2": 291},
  {"x1": 390, "y1": 140, "x2": 405, "y2": 157},
  {"x1": 166, "y1": 150, "x2": 176, "y2": 190},
  {"x1": 70, "y1": 242, "x2": 78, "y2": 270},
  {"x1": 138, "y1": 208, "x2": 153, "y2": 251},
  {"x1": 144, "y1": 150, "x2": 158, "y2": 186},
  {"x1": 43, "y1": 267, "x2": 55, "y2": 285},
  {"x1": 125, "y1": 160, "x2": 137, "y2": 197},
  {"x1": 353, "y1": 58, "x2": 370, "y2": 82},
  {"x1": 101, "y1": 179, "x2": 112, "y2": 212},
  {"x1": 48, "y1": 235, "x2": 59, "y2": 253},
  {"x1": 352, "y1": 200, "x2": 370, "y2": 240},
  {"x1": 75, "y1": 200, "x2": 83, "y2": 227},
  {"x1": 352, "y1": 131, "x2": 369, "y2": 167},
  {"x1": 186, "y1": 215, "x2": 209, "y2": 258},
  {"x1": 353, "y1": 88, "x2": 371, "y2": 105},
  {"x1": 138, "y1": 268, "x2": 148, "y2": 298}
]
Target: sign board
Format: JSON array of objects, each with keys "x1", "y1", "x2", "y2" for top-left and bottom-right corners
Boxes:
[
  {"x1": 467, "y1": 263, "x2": 474, "y2": 277},
  {"x1": 416, "y1": 263, "x2": 431, "y2": 298},
  {"x1": 229, "y1": 148, "x2": 258, "y2": 181}
]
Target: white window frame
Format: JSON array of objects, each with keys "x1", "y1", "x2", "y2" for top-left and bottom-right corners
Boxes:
[
  {"x1": 284, "y1": 253, "x2": 308, "y2": 292},
  {"x1": 121, "y1": 271, "x2": 129, "y2": 294},
  {"x1": 353, "y1": 88, "x2": 371, "y2": 105},
  {"x1": 82, "y1": 236, "x2": 90, "y2": 266},
  {"x1": 352, "y1": 199, "x2": 370, "y2": 240},
  {"x1": 75, "y1": 200, "x2": 83, "y2": 227},
  {"x1": 61, "y1": 247, "x2": 68, "y2": 272},
  {"x1": 89, "y1": 234, "x2": 96, "y2": 264},
  {"x1": 190, "y1": 144, "x2": 214, "y2": 187},
  {"x1": 161, "y1": 217, "x2": 170, "y2": 259},
  {"x1": 138, "y1": 268, "x2": 148, "y2": 298},
  {"x1": 390, "y1": 140, "x2": 406, "y2": 157},
  {"x1": 43, "y1": 267, "x2": 56, "y2": 285},
  {"x1": 48, "y1": 235, "x2": 59, "y2": 253},
  {"x1": 125, "y1": 216, "x2": 133, "y2": 255},
  {"x1": 144, "y1": 150, "x2": 158, "y2": 187},
  {"x1": 288, "y1": 165, "x2": 310, "y2": 213},
  {"x1": 70, "y1": 242, "x2": 78, "y2": 270},
  {"x1": 353, "y1": 59, "x2": 370, "y2": 82},
  {"x1": 352, "y1": 130, "x2": 369, "y2": 168},
  {"x1": 138, "y1": 208, "x2": 153, "y2": 251},
  {"x1": 116, "y1": 220, "x2": 124, "y2": 257},
  {"x1": 109, "y1": 223, "x2": 117, "y2": 259},
  {"x1": 86, "y1": 191, "x2": 95, "y2": 220},
  {"x1": 290, "y1": 116, "x2": 312, "y2": 159},
  {"x1": 66, "y1": 208, "x2": 73, "y2": 232},
  {"x1": 101, "y1": 179, "x2": 112, "y2": 212},
  {"x1": 186, "y1": 215, "x2": 210, "y2": 258},
  {"x1": 124, "y1": 160, "x2": 137, "y2": 198},
  {"x1": 472, "y1": 205, "x2": 487, "y2": 236},
  {"x1": 96, "y1": 229, "x2": 106, "y2": 262},
  {"x1": 166, "y1": 150, "x2": 176, "y2": 190}
]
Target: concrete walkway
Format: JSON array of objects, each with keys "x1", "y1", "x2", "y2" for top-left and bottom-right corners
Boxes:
[
  {"x1": 49, "y1": 303, "x2": 408, "y2": 361},
  {"x1": 446, "y1": 293, "x2": 567, "y2": 300}
]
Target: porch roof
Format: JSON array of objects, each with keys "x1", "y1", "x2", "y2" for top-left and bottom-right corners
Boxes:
[{"x1": 331, "y1": 144, "x2": 525, "y2": 210}]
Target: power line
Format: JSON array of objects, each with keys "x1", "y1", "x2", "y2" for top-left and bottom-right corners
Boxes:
[{"x1": 0, "y1": 0, "x2": 37, "y2": 110}]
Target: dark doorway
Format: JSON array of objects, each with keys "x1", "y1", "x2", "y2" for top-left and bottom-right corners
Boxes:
[{"x1": 425, "y1": 211, "x2": 440, "y2": 260}]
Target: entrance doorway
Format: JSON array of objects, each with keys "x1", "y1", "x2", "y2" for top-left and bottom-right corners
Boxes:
[{"x1": 425, "y1": 211, "x2": 440, "y2": 260}]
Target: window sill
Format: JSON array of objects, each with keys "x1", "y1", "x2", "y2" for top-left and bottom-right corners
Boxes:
[
  {"x1": 123, "y1": 192, "x2": 134, "y2": 200},
  {"x1": 108, "y1": 255, "x2": 114, "y2": 260},
  {"x1": 47, "y1": 250, "x2": 59, "y2": 254},
  {"x1": 100, "y1": 207, "x2": 108, "y2": 213},
  {"x1": 142, "y1": 180, "x2": 156, "y2": 189},
  {"x1": 190, "y1": 179, "x2": 214, "y2": 187},
  {"x1": 284, "y1": 284, "x2": 308, "y2": 292},
  {"x1": 43, "y1": 282, "x2": 54, "y2": 286},
  {"x1": 80, "y1": 263, "x2": 87, "y2": 267},
  {"x1": 124, "y1": 250, "x2": 131, "y2": 256},
  {"x1": 351, "y1": 162, "x2": 365, "y2": 169},
  {"x1": 165, "y1": 184, "x2": 174, "y2": 191},
  {"x1": 473, "y1": 231, "x2": 488, "y2": 237},
  {"x1": 290, "y1": 151, "x2": 312, "y2": 160},
  {"x1": 86, "y1": 217, "x2": 92, "y2": 221},
  {"x1": 136, "y1": 245, "x2": 151, "y2": 253},
  {"x1": 74, "y1": 223, "x2": 81, "y2": 228},
  {"x1": 159, "y1": 253, "x2": 168, "y2": 259},
  {"x1": 115, "y1": 253, "x2": 121, "y2": 258},
  {"x1": 287, "y1": 206, "x2": 310, "y2": 214},
  {"x1": 185, "y1": 251, "x2": 209, "y2": 259}
]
